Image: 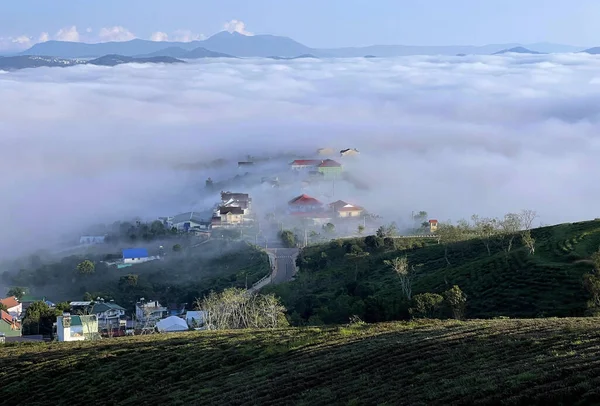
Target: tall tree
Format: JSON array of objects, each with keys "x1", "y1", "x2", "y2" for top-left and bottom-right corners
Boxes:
[
  {"x1": 471, "y1": 215, "x2": 499, "y2": 256},
  {"x1": 499, "y1": 213, "x2": 523, "y2": 254},
  {"x1": 522, "y1": 230, "x2": 536, "y2": 255},
  {"x1": 443, "y1": 285, "x2": 467, "y2": 320},
  {"x1": 384, "y1": 256, "x2": 413, "y2": 300},
  {"x1": 6, "y1": 287, "x2": 28, "y2": 301}
]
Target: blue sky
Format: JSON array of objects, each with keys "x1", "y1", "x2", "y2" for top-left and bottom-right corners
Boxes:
[{"x1": 1, "y1": 0, "x2": 599, "y2": 49}]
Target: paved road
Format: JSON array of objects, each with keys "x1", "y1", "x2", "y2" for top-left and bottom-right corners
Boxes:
[{"x1": 269, "y1": 248, "x2": 299, "y2": 284}]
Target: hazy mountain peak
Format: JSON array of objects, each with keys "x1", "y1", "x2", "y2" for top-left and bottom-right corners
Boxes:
[{"x1": 493, "y1": 46, "x2": 544, "y2": 55}]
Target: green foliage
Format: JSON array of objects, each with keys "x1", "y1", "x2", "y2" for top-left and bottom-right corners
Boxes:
[
  {"x1": 76, "y1": 260, "x2": 95, "y2": 275},
  {"x1": 172, "y1": 244, "x2": 182, "y2": 252},
  {"x1": 0, "y1": 303, "x2": 7, "y2": 312},
  {"x1": 357, "y1": 224, "x2": 365, "y2": 235},
  {"x1": 271, "y1": 219, "x2": 600, "y2": 325},
  {"x1": 443, "y1": 285, "x2": 467, "y2": 320},
  {"x1": 410, "y1": 293, "x2": 444, "y2": 318},
  {"x1": 6, "y1": 286, "x2": 27, "y2": 300},
  {"x1": 22, "y1": 301, "x2": 61, "y2": 335},
  {"x1": 279, "y1": 230, "x2": 297, "y2": 248},
  {"x1": 1, "y1": 318, "x2": 599, "y2": 405},
  {"x1": 323, "y1": 223, "x2": 335, "y2": 234}
]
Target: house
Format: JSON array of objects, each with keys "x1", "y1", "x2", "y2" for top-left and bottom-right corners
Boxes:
[
  {"x1": 135, "y1": 299, "x2": 167, "y2": 325},
  {"x1": 221, "y1": 191, "x2": 250, "y2": 204},
  {"x1": 429, "y1": 219, "x2": 439, "y2": 233},
  {"x1": 219, "y1": 206, "x2": 245, "y2": 226},
  {"x1": 169, "y1": 211, "x2": 213, "y2": 231},
  {"x1": 186, "y1": 311, "x2": 207, "y2": 329},
  {"x1": 79, "y1": 235, "x2": 106, "y2": 245},
  {"x1": 329, "y1": 200, "x2": 364, "y2": 218},
  {"x1": 317, "y1": 159, "x2": 343, "y2": 179},
  {"x1": 55, "y1": 313, "x2": 98, "y2": 342},
  {"x1": 290, "y1": 159, "x2": 323, "y2": 171},
  {"x1": 290, "y1": 211, "x2": 334, "y2": 226},
  {"x1": 0, "y1": 296, "x2": 22, "y2": 319},
  {"x1": 288, "y1": 194, "x2": 323, "y2": 213},
  {"x1": 156, "y1": 316, "x2": 189, "y2": 333},
  {"x1": 0, "y1": 310, "x2": 21, "y2": 337},
  {"x1": 123, "y1": 248, "x2": 150, "y2": 264},
  {"x1": 90, "y1": 300, "x2": 126, "y2": 332},
  {"x1": 340, "y1": 148, "x2": 360, "y2": 157}
]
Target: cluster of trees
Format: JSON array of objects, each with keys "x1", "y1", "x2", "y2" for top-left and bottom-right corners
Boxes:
[
  {"x1": 196, "y1": 288, "x2": 288, "y2": 329},
  {"x1": 383, "y1": 254, "x2": 467, "y2": 320},
  {"x1": 583, "y1": 247, "x2": 600, "y2": 316},
  {"x1": 436, "y1": 210, "x2": 538, "y2": 264},
  {"x1": 104, "y1": 220, "x2": 178, "y2": 244},
  {"x1": 279, "y1": 230, "x2": 297, "y2": 248},
  {"x1": 22, "y1": 301, "x2": 70, "y2": 335},
  {"x1": 410, "y1": 286, "x2": 467, "y2": 320}
]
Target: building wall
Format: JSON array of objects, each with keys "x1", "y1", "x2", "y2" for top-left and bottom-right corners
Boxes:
[
  {"x1": 124, "y1": 257, "x2": 149, "y2": 264},
  {"x1": 7, "y1": 303, "x2": 22, "y2": 318},
  {"x1": 222, "y1": 213, "x2": 243, "y2": 225},
  {"x1": 338, "y1": 210, "x2": 363, "y2": 218},
  {"x1": 318, "y1": 167, "x2": 343, "y2": 178},
  {"x1": 0, "y1": 320, "x2": 21, "y2": 337}
]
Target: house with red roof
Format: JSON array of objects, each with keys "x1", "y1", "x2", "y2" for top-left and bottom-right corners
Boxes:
[
  {"x1": 317, "y1": 159, "x2": 343, "y2": 179},
  {"x1": 329, "y1": 200, "x2": 364, "y2": 218},
  {"x1": 0, "y1": 296, "x2": 22, "y2": 319},
  {"x1": 288, "y1": 194, "x2": 323, "y2": 213},
  {"x1": 0, "y1": 310, "x2": 21, "y2": 337},
  {"x1": 290, "y1": 159, "x2": 323, "y2": 171},
  {"x1": 429, "y1": 219, "x2": 439, "y2": 232}
]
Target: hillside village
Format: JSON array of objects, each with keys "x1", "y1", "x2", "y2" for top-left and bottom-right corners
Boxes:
[{"x1": 1, "y1": 147, "x2": 439, "y2": 343}]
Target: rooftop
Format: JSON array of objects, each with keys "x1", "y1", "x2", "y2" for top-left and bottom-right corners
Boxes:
[
  {"x1": 1, "y1": 310, "x2": 20, "y2": 329},
  {"x1": 429, "y1": 219, "x2": 439, "y2": 223},
  {"x1": 0, "y1": 296, "x2": 19, "y2": 309},
  {"x1": 318, "y1": 159, "x2": 342, "y2": 168},
  {"x1": 291, "y1": 159, "x2": 322, "y2": 166},
  {"x1": 220, "y1": 206, "x2": 245, "y2": 215},
  {"x1": 289, "y1": 194, "x2": 323, "y2": 206},
  {"x1": 123, "y1": 248, "x2": 149, "y2": 259},
  {"x1": 170, "y1": 211, "x2": 212, "y2": 225}
]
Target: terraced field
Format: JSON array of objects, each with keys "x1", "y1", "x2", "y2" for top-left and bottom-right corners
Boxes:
[
  {"x1": 2, "y1": 318, "x2": 600, "y2": 405},
  {"x1": 271, "y1": 220, "x2": 600, "y2": 324}
]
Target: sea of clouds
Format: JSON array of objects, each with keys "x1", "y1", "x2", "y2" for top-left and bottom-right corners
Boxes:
[{"x1": 1, "y1": 53, "x2": 600, "y2": 257}]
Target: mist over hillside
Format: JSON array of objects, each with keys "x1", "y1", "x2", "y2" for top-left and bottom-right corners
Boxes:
[{"x1": 2, "y1": 53, "x2": 600, "y2": 259}]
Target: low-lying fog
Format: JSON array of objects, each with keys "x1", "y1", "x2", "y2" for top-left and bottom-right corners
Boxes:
[{"x1": 2, "y1": 53, "x2": 600, "y2": 258}]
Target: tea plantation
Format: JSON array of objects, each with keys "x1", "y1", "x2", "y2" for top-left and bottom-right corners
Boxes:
[
  {"x1": 269, "y1": 220, "x2": 600, "y2": 324},
  {"x1": 2, "y1": 318, "x2": 600, "y2": 405}
]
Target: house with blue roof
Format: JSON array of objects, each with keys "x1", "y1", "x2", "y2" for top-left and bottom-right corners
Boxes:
[{"x1": 122, "y1": 248, "x2": 149, "y2": 264}]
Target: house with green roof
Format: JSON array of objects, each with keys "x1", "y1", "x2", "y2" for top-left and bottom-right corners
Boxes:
[
  {"x1": 55, "y1": 313, "x2": 98, "y2": 342},
  {"x1": 70, "y1": 299, "x2": 127, "y2": 333},
  {"x1": 0, "y1": 310, "x2": 21, "y2": 337}
]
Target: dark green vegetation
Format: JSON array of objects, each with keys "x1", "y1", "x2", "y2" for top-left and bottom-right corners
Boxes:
[
  {"x1": 3, "y1": 318, "x2": 600, "y2": 405},
  {"x1": 269, "y1": 220, "x2": 600, "y2": 325},
  {"x1": 2, "y1": 240, "x2": 269, "y2": 313}
]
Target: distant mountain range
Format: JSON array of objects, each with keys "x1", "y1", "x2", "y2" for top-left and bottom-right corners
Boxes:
[
  {"x1": 12, "y1": 32, "x2": 590, "y2": 59},
  {"x1": 493, "y1": 47, "x2": 545, "y2": 55},
  {"x1": 0, "y1": 54, "x2": 184, "y2": 71}
]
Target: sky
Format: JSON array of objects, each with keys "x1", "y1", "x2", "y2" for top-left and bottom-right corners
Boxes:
[
  {"x1": 1, "y1": 0, "x2": 600, "y2": 51},
  {"x1": 3, "y1": 53, "x2": 600, "y2": 257}
]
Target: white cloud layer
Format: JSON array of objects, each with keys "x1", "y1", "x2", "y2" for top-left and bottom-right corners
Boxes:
[
  {"x1": 150, "y1": 31, "x2": 169, "y2": 42},
  {"x1": 55, "y1": 26, "x2": 80, "y2": 42},
  {"x1": 223, "y1": 19, "x2": 253, "y2": 36},
  {"x1": 38, "y1": 32, "x2": 50, "y2": 43},
  {"x1": 98, "y1": 26, "x2": 136, "y2": 42},
  {"x1": 1, "y1": 54, "x2": 600, "y2": 257},
  {"x1": 172, "y1": 29, "x2": 204, "y2": 42}
]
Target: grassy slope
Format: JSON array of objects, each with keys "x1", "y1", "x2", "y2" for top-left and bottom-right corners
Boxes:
[
  {"x1": 3, "y1": 318, "x2": 600, "y2": 405},
  {"x1": 270, "y1": 220, "x2": 600, "y2": 323}
]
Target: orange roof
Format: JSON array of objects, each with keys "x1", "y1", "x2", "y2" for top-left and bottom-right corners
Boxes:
[
  {"x1": 429, "y1": 219, "x2": 438, "y2": 223},
  {"x1": 0, "y1": 310, "x2": 20, "y2": 329},
  {"x1": 0, "y1": 296, "x2": 19, "y2": 309}
]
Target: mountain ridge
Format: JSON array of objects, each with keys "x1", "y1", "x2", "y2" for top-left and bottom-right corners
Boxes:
[
  {"x1": 0, "y1": 54, "x2": 184, "y2": 71},
  {"x1": 16, "y1": 32, "x2": 586, "y2": 58}
]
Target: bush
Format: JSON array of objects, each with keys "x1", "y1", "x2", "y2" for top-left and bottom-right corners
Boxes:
[{"x1": 409, "y1": 293, "x2": 444, "y2": 318}]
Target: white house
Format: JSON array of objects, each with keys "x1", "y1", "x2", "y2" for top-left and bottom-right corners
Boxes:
[
  {"x1": 122, "y1": 248, "x2": 150, "y2": 264},
  {"x1": 55, "y1": 313, "x2": 98, "y2": 342},
  {"x1": 135, "y1": 299, "x2": 167, "y2": 325},
  {"x1": 79, "y1": 235, "x2": 106, "y2": 245},
  {"x1": 156, "y1": 316, "x2": 189, "y2": 333},
  {"x1": 290, "y1": 159, "x2": 323, "y2": 171},
  {"x1": 0, "y1": 296, "x2": 22, "y2": 319}
]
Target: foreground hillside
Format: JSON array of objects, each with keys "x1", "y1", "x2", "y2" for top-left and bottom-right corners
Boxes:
[
  {"x1": 270, "y1": 220, "x2": 600, "y2": 324},
  {"x1": 2, "y1": 318, "x2": 600, "y2": 405}
]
